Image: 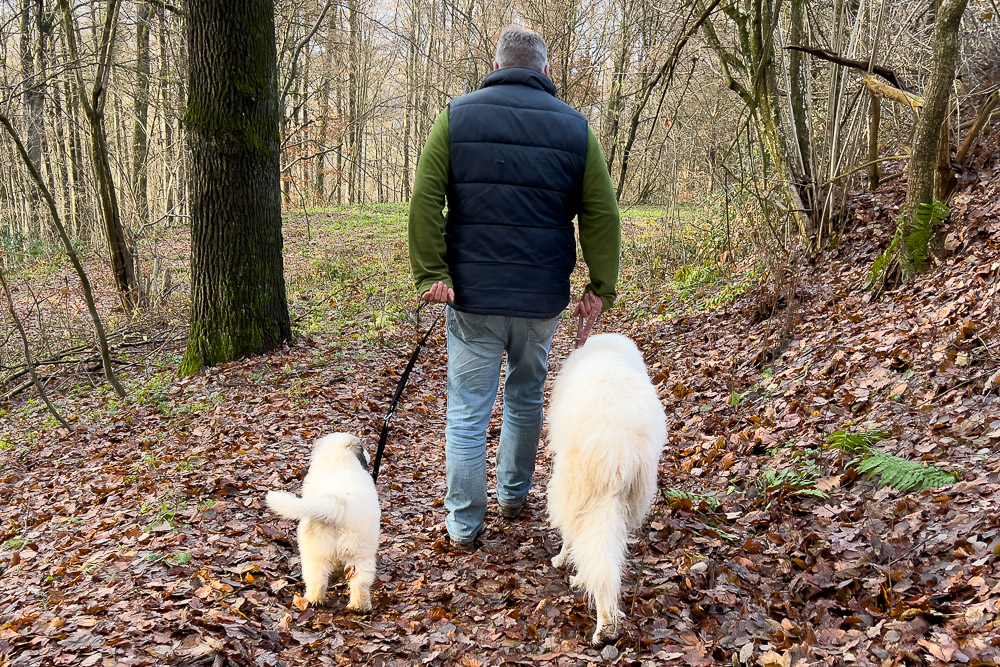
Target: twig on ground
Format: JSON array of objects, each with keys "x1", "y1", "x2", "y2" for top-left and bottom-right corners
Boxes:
[{"x1": 0, "y1": 267, "x2": 70, "y2": 429}]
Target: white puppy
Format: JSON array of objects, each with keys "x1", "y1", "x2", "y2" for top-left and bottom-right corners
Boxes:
[
  {"x1": 266, "y1": 433, "x2": 380, "y2": 612},
  {"x1": 546, "y1": 334, "x2": 666, "y2": 644}
]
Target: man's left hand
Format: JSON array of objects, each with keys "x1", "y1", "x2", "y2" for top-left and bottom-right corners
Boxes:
[{"x1": 421, "y1": 281, "x2": 454, "y2": 304}]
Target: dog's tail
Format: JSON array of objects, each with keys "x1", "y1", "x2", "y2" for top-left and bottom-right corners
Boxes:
[
  {"x1": 266, "y1": 491, "x2": 346, "y2": 525},
  {"x1": 568, "y1": 495, "x2": 628, "y2": 625}
]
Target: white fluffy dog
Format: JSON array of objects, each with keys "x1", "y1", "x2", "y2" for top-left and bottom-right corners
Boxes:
[
  {"x1": 266, "y1": 433, "x2": 380, "y2": 612},
  {"x1": 546, "y1": 334, "x2": 666, "y2": 644}
]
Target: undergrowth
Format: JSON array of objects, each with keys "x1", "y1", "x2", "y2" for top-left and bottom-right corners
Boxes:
[
  {"x1": 868, "y1": 199, "x2": 948, "y2": 287},
  {"x1": 827, "y1": 427, "x2": 961, "y2": 493}
]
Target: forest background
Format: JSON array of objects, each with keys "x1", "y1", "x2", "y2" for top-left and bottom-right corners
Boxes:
[{"x1": 1, "y1": 0, "x2": 1000, "y2": 665}]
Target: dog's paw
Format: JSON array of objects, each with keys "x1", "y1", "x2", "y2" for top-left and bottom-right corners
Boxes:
[
  {"x1": 569, "y1": 574, "x2": 583, "y2": 590},
  {"x1": 551, "y1": 552, "x2": 567, "y2": 569},
  {"x1": 346, "y1": 599, "x2": 372, "y2": 613},
  {"x1": 590, "y1": 623, "x2": 619, "y2": 646}
]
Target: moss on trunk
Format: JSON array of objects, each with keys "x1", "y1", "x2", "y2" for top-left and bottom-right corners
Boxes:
[{"x1": 180, "y1": 0, "x2": 291, "y2": 376}]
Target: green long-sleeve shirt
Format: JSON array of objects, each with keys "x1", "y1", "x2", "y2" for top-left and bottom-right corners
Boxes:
[{"x1": 407, "y1": 108, "x2": 621, "y2": 312}]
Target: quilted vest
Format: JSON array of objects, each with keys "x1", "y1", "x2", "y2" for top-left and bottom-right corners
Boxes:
[{"x1": 446, "y1": 67, "x2": 589, "y2": 318}]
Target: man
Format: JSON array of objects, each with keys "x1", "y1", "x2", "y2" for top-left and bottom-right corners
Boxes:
[{"x1": 408, "y1": 25, "x2": 621, "y2": 550}]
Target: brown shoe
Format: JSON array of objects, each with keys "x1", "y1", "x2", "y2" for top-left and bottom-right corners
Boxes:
[
  {"x1": 449, "y1": 536, "x2": 478, "y2": 552},
  {"x1": 499, "y1": 502, "x2": 523, "y2": 519}
]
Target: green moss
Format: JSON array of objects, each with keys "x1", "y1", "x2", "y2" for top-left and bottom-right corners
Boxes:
[
  {"x1": 867, "y1": 198, "x2": 948, "y2": 288},
  {"x1": 183, "y1": 94, "x2": 276, "y2": 157}
]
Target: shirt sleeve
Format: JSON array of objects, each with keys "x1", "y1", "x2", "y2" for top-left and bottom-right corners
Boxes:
[
  {"x1": 407, "y1": 109, "x2": 451, "y2": 295},
  {"x1": 578, "y1": 126, "x2": 621, "y2": 312}
]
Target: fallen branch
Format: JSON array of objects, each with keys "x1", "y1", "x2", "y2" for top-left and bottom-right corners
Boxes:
[
  {"x1": 0, "y1": 268, "x2": 70, "y2": 429},
  {"x1": 862, "y1": 75, "x2": 924, "y2": 111},
  {"x1": 785, "y1": 45, "x2": 910, "y2": 91},
  {"x1": 2, "y1": 379, "x2": 34, "y2": 401}
]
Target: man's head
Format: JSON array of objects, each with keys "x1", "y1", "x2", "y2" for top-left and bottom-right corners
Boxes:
[{"x1": 494, "y1": 26, "x2": 549, "y2": 76}]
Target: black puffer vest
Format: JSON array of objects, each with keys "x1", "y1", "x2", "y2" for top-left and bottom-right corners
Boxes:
[{"x1": 446, "y1": 67, "x2": 589, "y2": 318}]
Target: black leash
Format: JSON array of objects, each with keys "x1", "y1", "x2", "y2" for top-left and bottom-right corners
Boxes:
[{"x1": 371, "y1": 303, "x2": 444, "y2": 482}]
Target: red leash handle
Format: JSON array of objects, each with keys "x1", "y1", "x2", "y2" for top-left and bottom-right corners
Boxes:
[{"x1": 573, "y1": 293, "x2": 601, "y2": 349}]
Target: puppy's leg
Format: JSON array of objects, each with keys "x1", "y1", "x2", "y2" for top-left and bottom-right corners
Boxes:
[
  {"x1": 551, "y1": 541, "x2": 570, "y2": 569},
  {"x1": 346, "y1": 556, "x2": 376, "y2": 612},
  {"x1": 299, "y1": 525, "x2": 333, "y2": 605}
]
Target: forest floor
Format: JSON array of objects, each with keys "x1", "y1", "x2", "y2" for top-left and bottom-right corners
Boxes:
[{"x1": 2, "y1": 136, "x2": 1000, "y2": 667}]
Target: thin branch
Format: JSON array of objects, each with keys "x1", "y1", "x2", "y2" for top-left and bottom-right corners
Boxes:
[
  {"x1": 822, "y1": 154, "x2": 911, "y2": 186},
  {"x1": 0, "y1": 268, "x2": 70, "y2": 429},
  {"x1": 280, "y1": 1, "x2": 334, "y2": 107},
  {"x1": 955, "y1": 91, "x2": 999, "y2": 164},
  {"x1": 0, "y1": 113, "x2": 125, "y2": 398}
]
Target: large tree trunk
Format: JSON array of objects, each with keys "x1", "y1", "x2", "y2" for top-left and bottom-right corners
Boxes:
[
  {"x1": 180, "y1": 0, "x2": 291, "y2": 376},
  {"x1": 897, "y1": 0, "x2": 969, "y2": 282}
]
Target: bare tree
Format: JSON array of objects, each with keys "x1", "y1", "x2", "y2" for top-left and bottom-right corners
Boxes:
[{"x1": 59, "y1": 0, "x2": 141, "y2": 311}]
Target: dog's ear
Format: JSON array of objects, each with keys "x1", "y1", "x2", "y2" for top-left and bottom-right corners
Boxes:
[{"x1": 354, "y1": 443, "x2": 370, "y2": 470}]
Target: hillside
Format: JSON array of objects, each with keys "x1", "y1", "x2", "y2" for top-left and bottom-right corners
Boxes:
[{"x1": 1, "y1": 134, "x2": 999, "y2": 665}]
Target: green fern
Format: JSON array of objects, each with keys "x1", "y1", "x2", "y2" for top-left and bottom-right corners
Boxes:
[
  {"x1": 663, "y1": 488, "x2": 721, "y2": 511},
  {"x1": 826, "y1": 427, "x2": 960, "y2": 493},
  {"x1": 905, "y1": 199, "x2": 949, "y2": 272},
  {"x1": 866, "y1": 198, "x2": 948, "y2": 287},
  {"x1": 853, "y1": 449, "x2": 961, "y2": 492},
  {"x1": 826, "y1": 428, "x2": 890, "y2": 453},
  {"x1": 755, "y1": 462, "x2": 829, "y2": 499}
]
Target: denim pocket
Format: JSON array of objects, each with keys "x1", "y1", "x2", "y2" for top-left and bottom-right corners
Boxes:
[
  {"x1": 447, "y1": 307, "x2": 488, "y2": 342},
  {"x1": 527, "y1": 315, "x2": 561, "y2": 345}
]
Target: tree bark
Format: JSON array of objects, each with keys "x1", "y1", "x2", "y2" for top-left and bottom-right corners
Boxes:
[
  {"x1": 868, "y1": 93, "x2": 881, "y2": 189},
  {"x1": 935, "y1": 108, "x2": 956, "y2": 201},
  {"x1": 898, "y1": 0, "x2": 969, "y2": 282},
  {"x1": 180, "y1": 0, "x2": 291, "y2": 375},
  {"x1": 20, "y1": 0, "x2": 47, "y2": 236},
  {"x1": 788, "y1": 0, "x2": 813, "y2": 188},
  {"x1": 132, "y1": 0, "x2": 152, "y2": 228}
]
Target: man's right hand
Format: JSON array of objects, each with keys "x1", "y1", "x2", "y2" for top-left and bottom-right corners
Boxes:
[
  {"x1": 421, "y1": 281, "x2": 454, "y2": 304},
  {"x1": 572, "y1": 291, "x2": 602, "y2": 320}
]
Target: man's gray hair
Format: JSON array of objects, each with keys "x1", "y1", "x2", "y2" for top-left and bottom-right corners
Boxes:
[{"x1": 495, "y1": 26, "x2": 548, "y2": 72}]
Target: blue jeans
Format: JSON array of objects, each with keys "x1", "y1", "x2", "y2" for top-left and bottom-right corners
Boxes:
[{"x1": 444, "y1": 307, "x2": 561, "y2": 542}]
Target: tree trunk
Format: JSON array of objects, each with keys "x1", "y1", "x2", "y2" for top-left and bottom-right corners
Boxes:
[
  {"x1": 132, "y1": 0, "x2": 151, "y2": 228},
  {"x1": 59, "y1": 0, "x2": 140, "y2": 311},
  {"x1": 20, "y1": 0, "x2": 46, "y2": 236},
  {"x1": 868, "y1": 93, "x2": 881, "y2": 189},
  {"x1": 934, "y1": 108, "x2": 956, "y2": 200},
  {"x1": 788, "y1": 0, "x2": 813, "y2": 193},
  {"x1": 180, "y1": 0, "x2": 291, "y2": 376},
  {"x1": 158, "y1": 4, "x2": 175, "y2": 219},
  {"x1": 898, "y1": 0, "x2": 969, "y2": 282}
]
